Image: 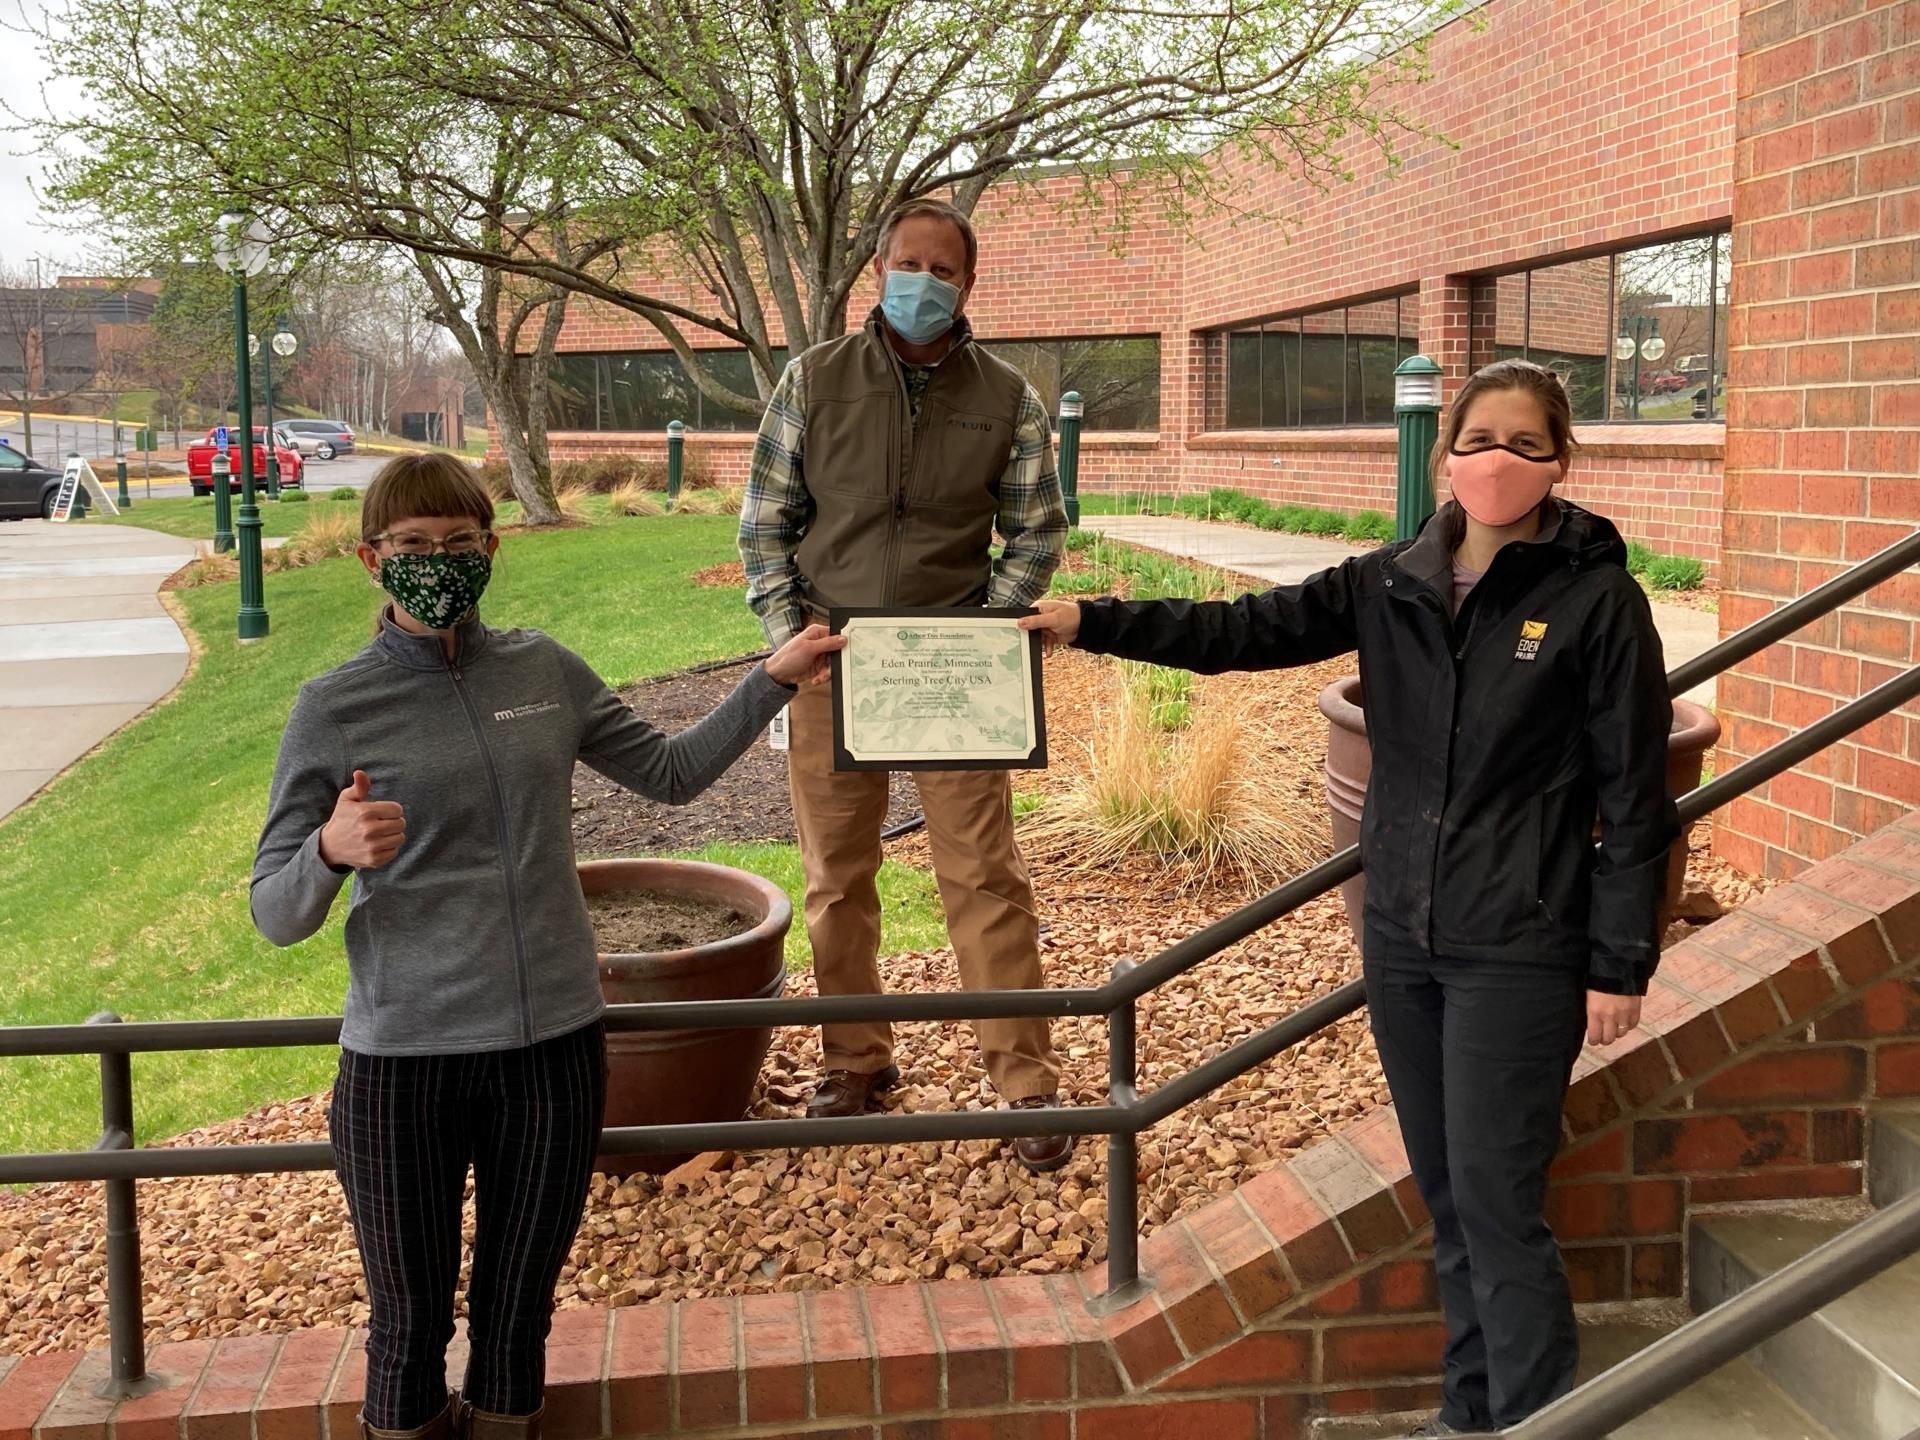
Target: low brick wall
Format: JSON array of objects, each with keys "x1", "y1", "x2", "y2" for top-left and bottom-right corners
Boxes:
[{"x1": 8, "y1": 814, "x2": 1918, "y2": 1440}]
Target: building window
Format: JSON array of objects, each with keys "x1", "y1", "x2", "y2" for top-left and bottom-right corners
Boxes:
[
  {"x1": 540, "y1": 348, "x2": 787, "y2": 432},
  {"x1": 981, "y1": 337, "x2": 1160, "y2": 430},
  {"x1": 1468, "y1": 230, "x2": 1730, "y2": 422},
  {"x1": 1218, "y1": 293, "x2": 1420, "y2": 428}
]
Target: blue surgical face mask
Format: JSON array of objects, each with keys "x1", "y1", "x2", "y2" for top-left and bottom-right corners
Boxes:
[{"x1": 880, "y1": 268, "x2": 963, "y2": 344}]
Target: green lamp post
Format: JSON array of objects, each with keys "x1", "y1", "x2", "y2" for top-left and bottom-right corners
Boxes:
[
  {"x1": 1056, "y1": 391, "x2": 1083, "y2": 529},
  {"x1": 1392, "y1": 355, "x2": 1442, "y2": 542},
  {"x1": 261, "y1": 321, "x2": 297, "y2": 498},
  {"x1": 215, "y1": 210, "x2": 271, "y2": 642}
]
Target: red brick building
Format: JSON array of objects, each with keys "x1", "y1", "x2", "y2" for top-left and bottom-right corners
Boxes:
[{"x1": 530, "y1": 0, "x2": 1919, "y2": 871}]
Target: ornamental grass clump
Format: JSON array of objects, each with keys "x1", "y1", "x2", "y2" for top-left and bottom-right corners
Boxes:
[
  {"x1": 273, "y1": 509, "x2": 360, "y2": 570},
  {"x1": 1022, "y1": 671, "x2": 1322, "y2": 886},
  {"x1": 607, "y1": 480, "x2": 666, "y2": 517}
]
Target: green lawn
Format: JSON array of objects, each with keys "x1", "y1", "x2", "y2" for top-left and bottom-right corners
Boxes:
[
  {"x1": 0, "y1": 514, "x2": 945, "y2": 1156},
  {"x1": 89, "y1": 494, "x2": 357, "y2": 540}
]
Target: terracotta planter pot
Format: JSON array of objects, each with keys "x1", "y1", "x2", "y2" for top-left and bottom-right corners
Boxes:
[
  {"x1": 1316, "y1": 675, "x2": 1721, "y2": 941},
  {"x1": 579, "y1": 857, "x2": 792, "y2": 1176}
]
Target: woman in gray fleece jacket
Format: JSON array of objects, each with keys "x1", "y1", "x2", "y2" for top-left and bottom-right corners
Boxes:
[{"x1": 252, "y1": 455, "x2": 841, "y2": 1440}]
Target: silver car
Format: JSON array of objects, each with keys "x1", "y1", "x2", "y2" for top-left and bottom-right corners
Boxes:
[{"x1": 279, "y1": 418, "x2": 356, "y2": 459}]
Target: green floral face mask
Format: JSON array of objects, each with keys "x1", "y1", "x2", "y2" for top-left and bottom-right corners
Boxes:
[{"x1": 379, "y1": 551, "x2": 493, "y2": 630}]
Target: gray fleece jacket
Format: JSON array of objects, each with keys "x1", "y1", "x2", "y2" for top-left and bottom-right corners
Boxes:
[{"x1": 251, "y1": 610, "x2": 792, "y2": 1055}]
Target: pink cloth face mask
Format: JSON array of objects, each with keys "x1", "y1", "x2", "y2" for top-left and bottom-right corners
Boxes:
[{"x1": 1446, "y1": 444, "x2": 1563, "y2": 527}]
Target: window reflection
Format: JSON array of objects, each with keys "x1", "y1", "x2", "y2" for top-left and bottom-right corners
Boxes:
[
  {"x1": 1220, "y1": 293, "x2": 1419, "y2": 428},
  {"x1": 1466, "y1": 231, "x2": 1728, "y2": 422},
  {"x1": 982, "y1": 337, "x2": 1161, "y2": 430},
  {"x1": 538, "y1": 349, "x2": 788, "y2": 432}
]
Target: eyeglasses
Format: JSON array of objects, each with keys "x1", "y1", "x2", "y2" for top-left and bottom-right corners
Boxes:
[{"x1": 372, "y1": 528, "x2": 492, "y2": 556}]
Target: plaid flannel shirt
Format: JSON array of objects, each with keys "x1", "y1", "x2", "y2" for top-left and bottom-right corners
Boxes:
[{"x1": 739, "y1": 354, "x2": 1067, "y2": 646}]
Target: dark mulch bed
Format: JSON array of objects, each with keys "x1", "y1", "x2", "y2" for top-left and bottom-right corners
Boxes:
[{"x1": 569, "y1": 656, "x2": 918, "y2": 854}]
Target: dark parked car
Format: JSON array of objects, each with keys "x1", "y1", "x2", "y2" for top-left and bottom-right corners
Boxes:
[
  {"x1": 0, "y1": 443, "x2": 64, "y2": 519},
  {"x1": 279, "y1": 418, "x2": 355, "y2": 459}
]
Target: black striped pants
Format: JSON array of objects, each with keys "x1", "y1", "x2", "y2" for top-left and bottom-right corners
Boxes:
[{"x1": 329, "y1": 1020, "x2": 607, "y2": 1429}]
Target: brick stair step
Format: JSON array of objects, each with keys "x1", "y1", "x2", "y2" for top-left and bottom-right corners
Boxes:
[
  {"x1": 1690, "y1": 1212, "x2": 1920, "y2": 1440},
  {"x1": 1870, "y1": 1106, "x2": 1920, "y2": 1209},
  {"x1": 1307, "y1": 1319, "x2": 1837, "y2": 1440}
]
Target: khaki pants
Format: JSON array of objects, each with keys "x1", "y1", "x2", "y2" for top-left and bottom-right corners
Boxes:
[{"x1": 787, "y1": 681, "x2": 1059, "y2": 1101}]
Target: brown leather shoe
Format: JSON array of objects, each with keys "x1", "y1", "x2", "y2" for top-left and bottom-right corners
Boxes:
[
  {"x1": 1009, "y1": 1095, "x2": 1072, "y2": 1174},
  {"x1": 806, "y1": 1064, "x2": 900, "y2": 1118},
  {"x1": 362, "y1": 1396, "x2": 457, "y2": 1440},
  {"x1": 455, "y1": 1400, "x2": 542, "y2": 1440}
]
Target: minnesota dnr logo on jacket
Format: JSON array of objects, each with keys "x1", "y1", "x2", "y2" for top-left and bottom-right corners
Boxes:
[
  {"x1": 1515, "y1": 619, "x2": 1549, "y2": 661},
  {"x1": 493, "y1": 700, "x2": 563, "y2": 722}
]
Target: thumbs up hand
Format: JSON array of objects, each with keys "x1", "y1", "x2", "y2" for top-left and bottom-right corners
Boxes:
[{"x1": 318, "y1": 770, "x2": 407, "y2": 869}]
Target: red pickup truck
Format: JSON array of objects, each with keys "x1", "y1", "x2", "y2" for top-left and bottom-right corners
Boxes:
[{"x1": 186, "y1": 428, "x2": 305, "y2": 495}]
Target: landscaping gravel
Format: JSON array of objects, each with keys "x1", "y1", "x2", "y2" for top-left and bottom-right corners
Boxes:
[{"x1": 0, "y1": 834, "x2": 1762, "y2": 1356}]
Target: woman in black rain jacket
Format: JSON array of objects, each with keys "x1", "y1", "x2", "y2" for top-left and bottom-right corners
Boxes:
[{"x1": 1022, "y1": 360, "x2": 1677, "y2": 1436}]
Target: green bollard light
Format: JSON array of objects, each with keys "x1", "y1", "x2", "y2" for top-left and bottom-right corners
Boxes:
[
  {"x1": 1392, "y1": 355, "x2": 1442, "y2": 542},
  {"x1": 116, "y1": 453, "x2": 131, "y2": 510},
  {"x1": 1056, "y1": 391, "x2": 1083, "y2": 529},
  {"x1": 665, "y1": 419, "x2": 685, "y2": 512}
]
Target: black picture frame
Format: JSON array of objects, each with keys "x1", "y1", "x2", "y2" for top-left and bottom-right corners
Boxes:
[{"x1": 828, "y1": 606, "x2": 1048, "y2": 771}]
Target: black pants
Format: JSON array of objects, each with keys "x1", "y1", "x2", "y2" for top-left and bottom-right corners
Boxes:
[
  {"x1": 329, "y1": 1021, "x2": 608, "y2": 1429},
  {"x1": 1364, "y1": 953, "x2": 1587, "y2": 1432}
]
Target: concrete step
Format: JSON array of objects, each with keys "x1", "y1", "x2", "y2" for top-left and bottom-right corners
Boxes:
[
  {"x1": 1691, "y1": 1213, "x2": 1920, "y2": 1440},
  {"x1": 1309, "y1": 1319, "x2": 1838, "y2": 1440},
  {"x1": 1872, "y1": 1106, "x2": 1920, "y2": 1209}
]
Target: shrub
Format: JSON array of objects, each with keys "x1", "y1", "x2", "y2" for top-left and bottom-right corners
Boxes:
[
  {"x1": 329, "y1": 487, "x2": 359, "y2": 503},
  {"x1": 1171, "y1": 492, "x2": 1214, "y2": 519},
  {"x1": 1646, "y1": 554, "x2": 1708, "y2": 591},
  {"x1": 170, "y1": 555, "x2": 239, "y2": 589},
  {"x1": 606, "y1": 480, "x2": 665, "y2": 517},
  {"x1": 276, "y1": 509, "x2": 360, "y2": 570},
  {"x1": 672, "y1": 488, "x2": 723, "y2": 515},
  {"x1": 1064, "y1": 527, "x2": 1100, "y2": 553},
  {"x1": 1625, "y1": 540, "x2": 1657, "y2": 576},
  {"x1": 1343, "y1": 510, "x2": 1394, "y2": 543},
  {"x1": 279, "y1": 490, "x2": 310, "y2": 504},
  {"x1": 708, "y1": 485, "x2": 747, "y2": 516},
  {"x1": 1301, "y1": 508, "x2": 1346, "y2": 537},
  {"x1": 1049, "y1": 568, "x2": 1107, "y2": 596}
]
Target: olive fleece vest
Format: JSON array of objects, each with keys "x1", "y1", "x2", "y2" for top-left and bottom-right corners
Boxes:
[{"x1": 794, "y1": 309, "x2": 1028, "y2": 613}]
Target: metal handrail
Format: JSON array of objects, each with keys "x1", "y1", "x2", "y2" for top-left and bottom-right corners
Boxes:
[
  {"x1": 3, "y1": 526, "x2": 1916, "y2": 1401},
  {"x1": 1503, "y1": 1188, "x2": 1920, "y2": 1439}
]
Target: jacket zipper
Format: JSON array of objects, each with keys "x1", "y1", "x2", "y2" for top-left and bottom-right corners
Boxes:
[
  {"x1": 878, "y1": 325, "x2": 967, "y2": 605},
  {"x1": 445, "y1": 650, "x2": 537, "y2": 1046}
]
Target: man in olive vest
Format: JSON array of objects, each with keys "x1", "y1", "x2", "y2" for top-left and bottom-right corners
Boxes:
[{"x1": 739, "y1": 197, "x2": 1070, "y2": 1172}]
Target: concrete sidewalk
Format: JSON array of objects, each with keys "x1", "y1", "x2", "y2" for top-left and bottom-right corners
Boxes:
[
  {"x1": 1083, "y1": 514, "x2": 1720, "y2": 707},
  {"x1": 0, "y1": 519, "x2": 197, "y2": 820}
]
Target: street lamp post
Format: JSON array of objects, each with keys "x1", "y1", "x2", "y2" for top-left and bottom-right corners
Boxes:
[
  {"x1": 260, "y1": 322, "x2": 298, "y2": 499},
  {"x1": 215, "y1": 210, "x2": 271, "y2": 642},
  {"x1": 1614, "y1": 317, "x2": 1666, "y2": 420},
  {"x1": 1392, "y1": 355, "x2": 1443, "y2": 542}
]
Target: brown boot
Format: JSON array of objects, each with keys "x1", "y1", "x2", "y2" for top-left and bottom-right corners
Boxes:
[
  {"x1": 361, "y1": 1396, "x2": 457, "y2": 1440},
  {"x1": 806, "y1": 1064, "x2": 900, "y2": 1118},
  {"x1": 1009, "y1": 1095, "x2": 1072, "y2": 1174},
  {"x1": 454, "y1": 1398, "x2": 543, "y2": 1440}
]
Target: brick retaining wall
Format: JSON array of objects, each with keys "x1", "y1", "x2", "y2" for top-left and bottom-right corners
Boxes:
[{"x1": 9, "y1": 808, "x2": 1920, "y2": 1439}]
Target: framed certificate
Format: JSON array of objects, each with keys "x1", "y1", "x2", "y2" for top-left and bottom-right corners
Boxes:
[{"x1": 829, "y1": 607, "x2": 1047, "y2": 771}]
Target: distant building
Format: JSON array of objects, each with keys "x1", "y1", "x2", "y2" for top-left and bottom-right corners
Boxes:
[{"x1": 0, "y1": 281, "x2": 157, "y2": 395}]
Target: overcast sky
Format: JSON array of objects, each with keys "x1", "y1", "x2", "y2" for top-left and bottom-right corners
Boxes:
[{"x1": 2, "y1": 0, "x2": 100, "y2": 278}]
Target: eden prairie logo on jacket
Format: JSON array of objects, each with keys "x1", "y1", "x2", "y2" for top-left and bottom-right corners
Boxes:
[
  {"x1": 493, "y1": 700, "x2": 564, "y2": 722},
  {"x1": 1515, "y1": 619, "x2": 1549, "y2": 662}
]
